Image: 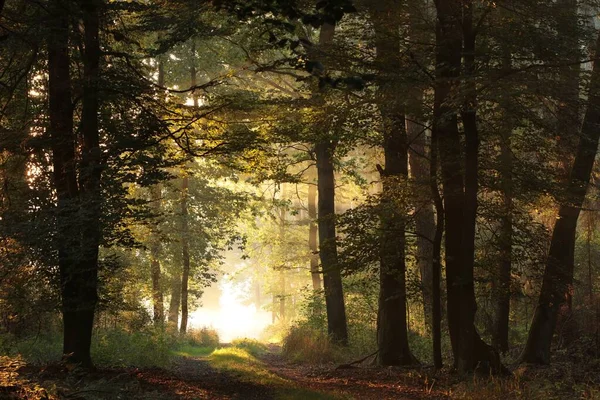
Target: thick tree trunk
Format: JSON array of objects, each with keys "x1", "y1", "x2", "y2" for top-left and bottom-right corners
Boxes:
[
  {"x1": 520, "y1": 32, "x2": 600, "y2": 366},
  {"x1": 434, "y1": 0, "x2": 499, "y2": 373},
  {"x1": 49, "y1": 0, "x2": 80, "y2": 365},
  {"x1": 308, "y1": 166, "x2": 322, "y2": 291},
  {"x1": 180, "y1": 175, "x2": 190, "y2": 333},
  {"x1": 370, "y1": 0, "x2": 417, "y2": 366},
  {"x1": 377, "y1": 123, "x2": 417, "y2": 365},
  {"x1": 315, "y1": 22, "x2": 348, "y2": 345},
  {"x1": 50, "y1": 0, "x2": 102, "y2": 367}
]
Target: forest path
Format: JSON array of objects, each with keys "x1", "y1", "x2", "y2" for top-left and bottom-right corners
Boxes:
[
  {"x1": 256, "y1": 347, "x2": 442, "y2": 400},
  {"x1": 1, "y1": 346, "x2": 443, "y2": 399},
  {"x1": 133, "y1": 354, "x2": 274, "y2": 399}
]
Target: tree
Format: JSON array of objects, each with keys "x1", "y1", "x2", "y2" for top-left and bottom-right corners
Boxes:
[
  {"x1": 47, "y1": 0, "x2": 102, "y2": 367},
  {"x1": 369, "y1": 0, "x2": 417, "y2": 366},
  {"x1": 521, "y1": 31, "x2": 600, "y2": 365},
  {"x1": 433, "y1": 0, "x2": 499, "y2": 372},
  {"x1": 314, "y1": 22, "x2": 348, "y2": 345}
]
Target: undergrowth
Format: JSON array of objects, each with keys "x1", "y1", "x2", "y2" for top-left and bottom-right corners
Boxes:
[{"x1": 0, "y1": 326, "x2": 220, "y2": 368}]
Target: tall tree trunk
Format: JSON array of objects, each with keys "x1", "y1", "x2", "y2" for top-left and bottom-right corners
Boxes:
[
  {"x1": 430, "y1": 116, "x2": 444, "y2": 369},
  {"x1": 370, "y1": 0, "x2": 417, "y2": 366},
  {"x1": 180, "y1": 175, "x2": 190, "y2": 334},
  {"x1": 434, "y1": 0, "x2": 499, "y2": 372},
  {"x1": 408, "y1": 116, "x2": 435, "y2": 331},
  {"x1": 76, "y1": 0, "x2": 102, "y2": 366},
  {"x1": 150, "y1": 56, "x2": 166, "y2": 326},
  {"x1": 520, "y1": 32, "x2": 600, "y2": 365},
  {"x1": 50, "y1": 0, "x2": 103, "y2": 367},
  {"x1": 406, "y1": 0, "x2": 435, "y2": 335},
  {"x1": 278, "y1": 191, "x2": 287, "y2": 322},
  {"x1": 315, "y1": 22, "x2": 348, "y2": 345},
  {"x1": 49, "y1": 0, "x2": 80, "y2": 365},
  {"x1": 150, "y1": 184, "x2": 164, "y2": 325},
  {"x1": 308, "y1": 166, "x2": 322, "y2": 291}
]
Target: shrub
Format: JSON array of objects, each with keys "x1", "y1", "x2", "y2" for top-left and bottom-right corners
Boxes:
[
  {"x1": 92, "y1": 327, "x2": 174, "y2": 367},
  {"x1": 180, "y1": 327, "x2": 220, "y2": 348},
  {"x1": 282, "y1": 324, "x2": 340, "y2": 363},
  {"x1": 231, "y1": 338, "x2": 268, "y2": 356}
]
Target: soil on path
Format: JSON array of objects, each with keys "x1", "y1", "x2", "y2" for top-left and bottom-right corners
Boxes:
[
  {"x1": 1, "y1": 349, "x2": 444, "y2": 399},
  {"x1": 258, "y1": 350, "x2": 444, "y2": 400}
]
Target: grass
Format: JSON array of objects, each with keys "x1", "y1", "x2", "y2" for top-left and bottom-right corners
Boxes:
[
  {"x1": 172, "y1": 344, "x2": 215, "y2": 358},
  {"x1": 207, "y1": 345, "x2": 346, "y2": 400}
]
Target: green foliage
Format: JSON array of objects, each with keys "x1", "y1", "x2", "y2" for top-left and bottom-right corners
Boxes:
[
  {"x1": 0, "y1": 326, "x2": 221, "y2": 368},
  {"x1": 282, "y1": 324, "x2": 340, "y2": 363},
  {"x1": 92, "y1": 327, "x2": 174, "y2": 368},
  {"x1": 231, "y1": 338, "x2": 268, "y2": 356},
  {"x1": 180, "y1": 327, "x2": 221, "y2": 348}
]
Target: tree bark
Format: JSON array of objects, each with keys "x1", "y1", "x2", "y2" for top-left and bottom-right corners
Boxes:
[
  {"x1": 434, "y1": 0, "x2": 499, "y2": 372},
  {"x1": 308, "y1": 166, "x2": 322, "y2": 291},
  {"x1": 520, "y1": 32, "x2": 600, "y2": 365},
  {"x1": 150, "y1": 55, "x2": 167, "y2": 326},
  {"x1": 408, "y1": 117, "x2": 435, "y2": 331},
  {"x1": 150, "y1": 184, "x2": 164, "y2": 325},
  {"x1": 49, "y1": 0, "x2": 103, "y2": 367},
  {"x1": 406, "y1": 0, "x2": 435, "y2": 335},
  {"x1": 430, "y1": 115, "x2": 444, "y2": 370},
  {"x1": 180, "y1": 175, "x2": 190, "y2": 333},
  {"x1": 167, "y1": 271, "x2": 181, "y2": 327},
  {"x1": 370, "y1": 0, "x2": 417, "y2": 366},
  {"x1": 315, "y1": 22, "x2": 348, "y2": 345}
]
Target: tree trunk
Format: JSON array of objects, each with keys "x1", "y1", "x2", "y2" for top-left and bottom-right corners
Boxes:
[
  {"x1": 406, "y1": 0, "x2": 435, "y2": 335},
  {"x1": 150, "y1": 55, "x2": 166, "y2": 326},
  {"x1": 180, "y1": 175, "x2": 190, "y2": 334},
  {"x1": 430, "y1": 114, "x2": 444, "y2": 370},
  {"x1": 49, "y1": 0, "x2": 80, "y2": 365},
  {"x1": 308, "y1": 166, "x2": 322, "y2": 291},
  {"x1": 520, "y1": 32, "x2": 600, "y2": 365},
  {"x1": 408, "y1": 117, "x2": 435, "y2": 331},
  {"x1": 315, "y1": 22, "x2": 348, "y2": 345},
  {"x1": 50, "y1": 0, "x2": 102, "y2": 367},
  {"x1": 167, "y1": 269, "x2": 181, "y2": 327},
  {"x1": 434, "y1": 0, "x2": 499, "y2": 373},
  {"x1": 370, "y1": 0, "x2": 417, "y2": 366},
  {"x1": 150, "y1": 184, "x2": 164, "y2": 325}
]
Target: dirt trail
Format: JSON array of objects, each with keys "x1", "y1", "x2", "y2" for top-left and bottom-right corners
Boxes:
[
  {"x1": 134, "y1": 356, "x2": 274, "y2": 399},
  {"x1": 258, "y1": 350, "x2": 443, "y2": 400},
  {"x1": 1, "y1": 350, "x2": 445, "y2": 399}
]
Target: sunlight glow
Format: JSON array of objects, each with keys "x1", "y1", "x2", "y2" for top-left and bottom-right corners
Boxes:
[{"x1": 188, "y1": 276, "x2": 271, "y2": 343}]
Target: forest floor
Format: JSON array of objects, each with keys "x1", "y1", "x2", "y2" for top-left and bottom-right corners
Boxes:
[{"x1": 0, "y1": 345, "x2": 447, "y2": 400}]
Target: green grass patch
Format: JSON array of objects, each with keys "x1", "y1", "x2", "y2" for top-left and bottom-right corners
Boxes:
[
  {"x1": 208, "y1": 346, "x2": 345, "y2": 400},
  {"x1": 172, "y1": 344, "x2": 214, "y2": 358}
]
